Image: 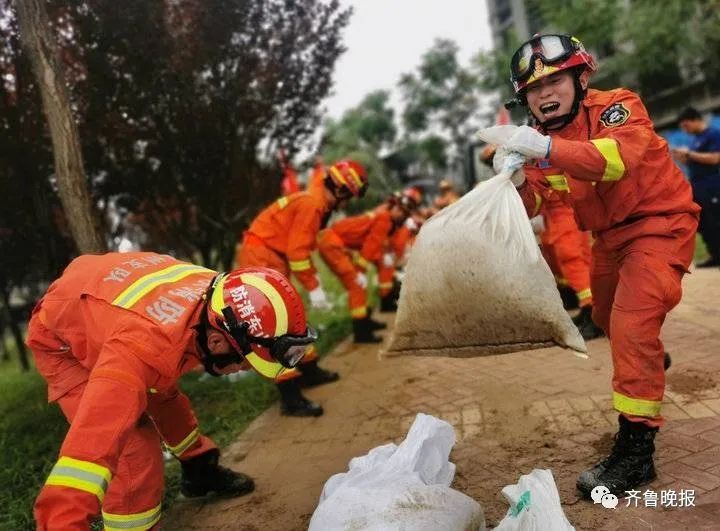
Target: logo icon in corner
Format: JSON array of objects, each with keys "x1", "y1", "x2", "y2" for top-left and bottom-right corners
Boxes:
[
  {"x1": 600, "y1": 102, "x2": 630, "y2": 127},
  {"x1": 591, "y1": 485, "x2": 610, "y2": 504},
  {"x1": 601, "y1": 493, "x2": 619, "y2": 509}
]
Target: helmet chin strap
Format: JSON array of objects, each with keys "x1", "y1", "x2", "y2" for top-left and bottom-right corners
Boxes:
[{"x1": 530, "y1": 71, "x2": 587, "y2": 134}]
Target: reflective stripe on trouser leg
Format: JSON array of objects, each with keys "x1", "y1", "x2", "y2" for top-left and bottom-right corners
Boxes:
[
  {"x1": 377, "y1": 262, "x2": 395, "y2": 297},
  {"x1": 102, "y1": 413, "x2": 164, "y2": 529},
  {"x1": 166, "y1": 428, "x2": 199, "y2": 457},
  {"x1": 608, "y1": 247, "x2": 685, "y2": 426},
  {"x1": 103, "y1": 504, "x2": 162, "y2": 531},
  {"x1": 44, "y1": 456, "x2": 111, "y2": 502}
]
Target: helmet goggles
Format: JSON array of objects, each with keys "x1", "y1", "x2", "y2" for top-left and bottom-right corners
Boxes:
[
  {"x1": 220, "y1": 306, "x2": 317, "y2": 369},
  {"x1": 511, "y1": 34, "x2": 578, "y2": 83}
]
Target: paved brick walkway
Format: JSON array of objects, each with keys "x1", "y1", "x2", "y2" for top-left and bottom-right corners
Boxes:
[{"x1": 166, "y1": 268, "x2": 720, "y2": 530}]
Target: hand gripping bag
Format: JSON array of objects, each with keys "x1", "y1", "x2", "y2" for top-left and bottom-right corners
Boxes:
[{"x1": 386, "y1": 148, "x2": 586, "y2": 358}]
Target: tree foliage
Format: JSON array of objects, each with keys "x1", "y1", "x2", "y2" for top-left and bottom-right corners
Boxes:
[
  {"x1": 321, "y1": 90, "x2": 396, "y2": 157},
  {"x1": 473, "y1": 0, "x2": 720, "y2": 120},
  {"x1": 0, "y1": 0, "x2": 351, "y2": 276},
  {"x1": 320, "y1": 90, "x2": 399, "y2": 210},
  {"x1": 0, "y1": 0, "x2": 350, "y2": 369},
  {"x1": 398, "y1": 38, "x2": 481, "y2": 175},
  {"x1": 528, "y1": 0, "x2": 720, "y2": 93}
]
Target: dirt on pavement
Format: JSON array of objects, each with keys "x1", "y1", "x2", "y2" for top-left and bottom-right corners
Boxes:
[{"x1": 165, "y1": 268, "x2": 720, "y2": 530}]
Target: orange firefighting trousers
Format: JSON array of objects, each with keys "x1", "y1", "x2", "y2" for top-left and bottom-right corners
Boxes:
[
  {"x1": 317, "y1": 230, "x2": 368, "y2": 319},
  {"x1": 590, "y1": 213, "x2": 697, "y2": 428},
  {"x1": 541, "y1": 206, "x2": 593, "y2": 307},
  {"x1": 377, "y1": 260, "x2": 395, "y2": 298},
  {"x1": 30, "y1": 320, "x2": 215, "y2": 530},
  {"x1": 236, "y1": 235, "x2": 317, "y2": 378}
]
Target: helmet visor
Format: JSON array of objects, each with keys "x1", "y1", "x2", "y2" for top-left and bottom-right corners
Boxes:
[
  {"x1": 511, "y1": 35, "x2": 574, "y2": 82},
  {"x1": 250, "y1": 325, "x2": 318, "y2": 369}
]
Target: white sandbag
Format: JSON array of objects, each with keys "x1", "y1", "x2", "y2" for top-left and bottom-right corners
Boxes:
[
  {"x1": 309, "y1": 413, "x2": 485, "y2": 531},
  {"x1": 386, "y1": 153, "x2": 586, "y2": 358},
  {"x1": 495, "y1": 469, "x2": 574, "y2": 531}
]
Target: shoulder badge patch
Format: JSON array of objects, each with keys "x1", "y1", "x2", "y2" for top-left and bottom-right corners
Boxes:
[{"x1": 599, "y1": 102, "x2": 630, "y2": 127}]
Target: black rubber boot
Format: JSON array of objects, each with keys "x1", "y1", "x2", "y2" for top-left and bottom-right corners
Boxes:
[
  {"x1": 558, "y1": 284, "x2": 579, "y2": 310},
  {"x1": 277, "y1": 380, "x2": 323, "y2": 417},
  {"x1": 379, "y1": 294, "x2": 398, "y2": 313},
  {"x1": 573, "y1": 306, "x2": 604, "y2": 340},
  {"x1": 664, "y1": 352, "x2": 672, "y2": 371},
  {"x1": 297, "y1": 359, "x2": 339, "y2": 388},
  {"x1": 577, "y1": 415, "x2": 658, "y2": 497},
  {"x1": 366, "y1": 308, "x2": 387, "y2": 330},
  {"x1": 353, "y1": 317, "x2": 383, "y2": 343},
  {"x1": 181, "y1": 449, "x2": 255, "y2": 498}
]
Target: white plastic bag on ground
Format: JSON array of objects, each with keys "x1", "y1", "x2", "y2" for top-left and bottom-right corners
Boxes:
[
  {"x1": 309, "y1": 413, "x2": 485, "y2": 531},
  {"x1": 495, "y1": 469, "x2": 574, "y2": 531},
  {"x1": 386, "y1": 143, "x2": 586, "y2": 358}
]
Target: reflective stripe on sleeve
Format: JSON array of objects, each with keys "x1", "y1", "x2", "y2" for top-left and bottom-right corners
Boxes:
[
  {"x1": 277, "y1": 197, "x2": 289, "y2": 209},
  {"x1": 532, "y1": 192, "x2": 542, "y2": 217},
  {"x1": 613, "y1": 391, "x2": 662, "y2": 418},
  {"x1": 591, "y1": 138, "x2": 626, "y2": 181},
  {"x1": 545, "y1": 174, "x2": 569, "y2": 192},
  {"x1": 289, "y1": 259, "x2": 311, "y2": 272},
  {"x1": 166, "y1": 428, "x2": 199, "y2": 457},
  {"x1": 45, "y1": 456, "x2": 111, "y2": 502},
  {"x1": 103, "y1": 503, "x2": 162, "y2": 531},
  {"x1": 355, "y1": 255, "x2": 370, "y2": 270}
]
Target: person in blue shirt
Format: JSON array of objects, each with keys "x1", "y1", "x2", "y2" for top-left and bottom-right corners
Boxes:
[{"x1": 672, "y1": 107, "x2": 720, "y2": 267}]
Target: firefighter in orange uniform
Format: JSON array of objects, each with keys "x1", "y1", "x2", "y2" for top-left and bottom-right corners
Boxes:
[
  {"x1": 307, "y1": 156, "x2": 327, "y2": 195},
  {"x1": 433, "y1": 179, "x2": 460, "y2": 209},
  {"x1": 379, "y1": 189, "x2": 425, "y2": 311},
  {"x1": 236, "y1": 159, "x2": 368, "y2": 415},
  {"x1": 318, "y1": 188, "x2": 419, "y2": 342},
  {"x1": 488, "y1": 33, "x2": 700, "y2": 496},
  {"x1": 28, "y1": 252, "x2": 317, "y2": 530},
  {"x1": 539, "y1": 198, "x2": 603, "y2": 340}
]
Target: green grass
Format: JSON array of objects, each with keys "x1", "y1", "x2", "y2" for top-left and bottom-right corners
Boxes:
[
  {"x1": 694, "y1": 234, "x2": 710, "y2": 264},
  {"x1": 0, "y1": 257, "x2": 353, "y2": 530},
  {"x1": 0, "y1": 360, "x2": 68, "y2": 530}
]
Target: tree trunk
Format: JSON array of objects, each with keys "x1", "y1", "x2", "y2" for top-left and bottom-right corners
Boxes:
[{"x1": 15, "y1": 0, "x2": 107, "y2": 254}]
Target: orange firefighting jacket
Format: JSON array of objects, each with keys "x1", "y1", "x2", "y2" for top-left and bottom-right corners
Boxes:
[
  {"x1": 519, "y1": 88, "x2": 700, "y2": 247},
  {"x1": 328, "y1": 205, "x2": 394, "y2": 271},
  {"x1": 308, "y1": 162, "x2": 327, "y2": 195},
  {"x1": 27, "y1": 253, "x2": 218, "y2": 526},
  {"x1": 245, "y1": 190, "x2": 332, "y2": 290}
]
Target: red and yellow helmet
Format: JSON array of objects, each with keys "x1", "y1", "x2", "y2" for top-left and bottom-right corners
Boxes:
[
  {"x1": 511, "y1": 34, "x2": 597, "y2": 94},
  {"x1": 389, "y1": 186, "x2": 422, "y2": 213},
  {"x1": 204, "y1": 267, "x2": 316, "y2": 379},
  {"x1": 401, "y1": 187, "x2": 422, "y2": 210},
  {"x1": 326, "y1": 159, "x2": 369, "y2": 198}
]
